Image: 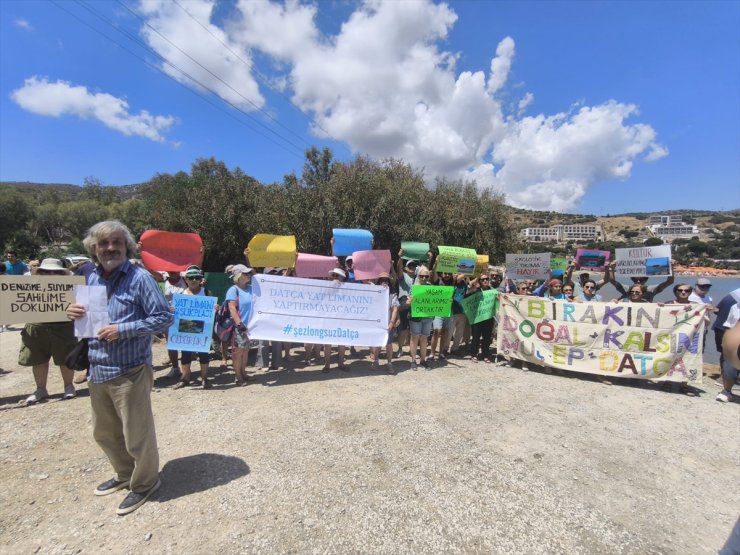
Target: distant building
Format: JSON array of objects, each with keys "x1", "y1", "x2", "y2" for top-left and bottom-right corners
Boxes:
[
  {"x1": 649, "y1": 214, "x2": 684, "y2": 226},
  {"x1": 521, "y1": 224, "x2": 603, "y2": 242},
  {"x1": 647, "y1": 213, "x2": 698, "y2": 239}
]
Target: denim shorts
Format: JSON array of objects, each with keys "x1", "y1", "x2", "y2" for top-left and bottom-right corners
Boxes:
[
  {"x1": 409, "y1": 318, "x2": 433, "y2": 337},
  {"x1": 433, "y1": 316, "x2": 453, "y2": 331}
]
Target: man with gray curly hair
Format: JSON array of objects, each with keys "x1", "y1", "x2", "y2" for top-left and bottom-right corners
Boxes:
[{"x1": 67, "y1": 220, "x2": 173, "y2": 515}]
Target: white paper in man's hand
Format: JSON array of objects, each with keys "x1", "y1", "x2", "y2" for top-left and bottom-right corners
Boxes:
[{"x1": 74, "y1": 285, "x2": 109, "y2": 338}]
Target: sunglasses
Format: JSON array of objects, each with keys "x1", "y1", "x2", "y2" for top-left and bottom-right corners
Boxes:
[
  {"x1": 698, "y1": 285, "x2": 711, "y2": 289},
  {"x1": 677, "y1": 288, "x2": 691, "y2": 293},
  {"x1": 186, "y1": 276, "x2": 202, "y2": 281},
  {"x1": 563, "y1": 289, "x2": 573, "y2": 293},
  {"x1": 583, "y1": 285, "x2": 595, "y2": 290},
  {"x1": 629, "y1": 290, "x2": 642, "y2": 294},
  {"x1": 418, "y1": 274, "x2": 430, "y2": 279},
  {"x1": 480, "y1": 278, "x2": 490, "y2": 282}
]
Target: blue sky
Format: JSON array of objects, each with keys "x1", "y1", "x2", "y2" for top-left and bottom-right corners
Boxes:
[{"x1": 1, "y1": 0, "x2": 738, "y2": 215}]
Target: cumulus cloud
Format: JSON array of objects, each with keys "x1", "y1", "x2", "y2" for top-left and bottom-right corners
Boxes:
[
  {"x1": 11, "y1": 76, "x2": 175, "y2": 142},
  {"x1": 137, "y1": 0, "x2": 667, "y2": 210}
]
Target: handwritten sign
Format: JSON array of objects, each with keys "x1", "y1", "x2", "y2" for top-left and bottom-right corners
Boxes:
[
  {"x1": 248, "y1": 275, "x2": 389, "y2": 347},
  {"x1": 247, "y1": 234, "x2": 296, "y2": 268},
  {"x1": 575, "y1": 249, "x2": 610, "y2": 271},
  {"x1": 332, "y1": 229, "x2": 373, "y2": 256},
  {"x1": 550, "y1": 257, "x2": 567, "y2": 272},
  {"x1": 460, "y1": 289, "x2": 499, "y2": 324},
  {"x1": 140, "y1": 230, "x2": 203, "y2": 272},
  {"x1": 436, "y1": 246, "x2": 477, "y2": 275},
  {"x1": 352, "y1": 250, "x2": 392, "y2": 281},
  {"x1": 410, "y1": 285, "x2": 453, "y2": 318},
  {"x1": 615, "y1": 245, "x2": 672, "y2": 278},
  {"x1": 167, "y1": 294, "x2": 217, "y2": 353},
  {"x1": 505, "y1": 253, "x2": 551, "y2": 280},
  {"x1": 0, "y1": 275, "x2": 85, "y2": 325},
  {"x1": 474, "y1": 254, "x2": 490, "y2": 276},
  {"x1": 496, "y1": 295, "x2": 703, "y2": 382},
  {"x1": 401, "y1": 241, "x2": 430, "y2": 262},
  {"x1": 295, "y1": 253, "x2": 338, "y2": 278}
]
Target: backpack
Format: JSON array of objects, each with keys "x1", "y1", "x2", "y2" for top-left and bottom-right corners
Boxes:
[{"x1": 215, "y1": 288, "x2": 237, "y2": 342}]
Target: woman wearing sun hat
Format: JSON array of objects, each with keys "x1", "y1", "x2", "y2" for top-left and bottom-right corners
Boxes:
[{"x1": 18, "y1": 259, "x2": 78, "y2": 405}]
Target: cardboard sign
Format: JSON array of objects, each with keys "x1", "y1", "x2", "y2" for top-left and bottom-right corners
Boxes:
[
  {"x1": 436, "y1": 246, "x2": 477, "y2": 275},
  {"x1": 167, "y1": 294, "x2": 217, "y2": 353},
  {"x1": 247, "y1": 234, "x2": 297, "y2": 268},
  {"x1": 505, "y1": 253, "x2": 551, "y2": 280},
  {"x1": 248, "y1": 275, "x2": 389, "y2": 347},
  {"x1": 401, "y1": 241, "x2": 430, "y2": 262},
  {"x1": 352, "y1": 250, "x2": 392, "y2": 281},
  {"x1": 460, "y1": 289, "x2": 499, "y2": 324},
  {"x1": 0, "y1": 275, "x2": 85, "y2": 324},
  {"x1": 497, "y1": 295, "x2": 703, "y2": 382},
  {"x1": 615, "y1": 245, "x2": 672, "y2": 277},
  {"x1": 575, "y1": 249, "x2": 610, "y2": 271},
  {"x1": 295, "y1": 253, "x2": 339, "y2": 278},
  {"x1": 410, "y1": 285, "x2": 454, "y2": 318},
  {"x1": 332, "y1": 229, "x2": 373, "y2": 256},
  {"x1": 140, "y1": 230, "x2": 203, "y2": 272}
]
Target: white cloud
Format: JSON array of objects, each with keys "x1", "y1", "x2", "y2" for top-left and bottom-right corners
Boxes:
[
  {"x1": 138, "y1": 0, "x2": 264, "y2": 111},
  {"x1": 14, "y1": 19, "x2": 32, "y2": 31},
  {"x1": 11, "y1": 76, "x2": 175, "y2": 142},
  {"x1": 137, "y1": 0, "x2": 667, "y2": 210}
]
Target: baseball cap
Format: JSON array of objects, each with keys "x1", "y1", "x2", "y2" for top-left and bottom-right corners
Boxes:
[
  {"x1": 696, "y1": 278, "x2": 712, "y2": 286},
  {"x1": 230, "y1": 264, "x2": 254, "y2": 276}
]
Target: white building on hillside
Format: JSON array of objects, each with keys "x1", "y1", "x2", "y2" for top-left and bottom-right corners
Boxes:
[
  {"x1": 647, "y1": 214, "x2": 699, "y2": 239},
  {"x1": 521, "y1": 224, "x2": 603, "y2": 242}
]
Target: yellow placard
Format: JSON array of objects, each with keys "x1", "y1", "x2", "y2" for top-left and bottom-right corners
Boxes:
[
  {"x1": 247, "y1": 234, "x2": 297, "y2": 268},
  {"x1": 475, "y1": 254, "x2": 489, "y2": 276}
]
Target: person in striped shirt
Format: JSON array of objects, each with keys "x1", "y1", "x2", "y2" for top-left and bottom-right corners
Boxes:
[{"x1": 67, "y1": 220, "x2": 173, "y2": 516}]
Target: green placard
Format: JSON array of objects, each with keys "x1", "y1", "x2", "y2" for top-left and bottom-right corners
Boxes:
[
  {"x1": 410, "y1": 285, "x2": 454, "y2": 318},
  {"x1": 436, "y1": 245, "x2": 477, "y2": 274},
  {"x1": 401, "y1": 241, "x2": 430, "y2": 262},
  {"x1": 550, "y1": 257, "x2": 567, "y2": 272},
  {"x1": 460, "y1": 289, "x2": 499, "y2": 324},
  {"x1": 204, "y1": 272, "x2": 232, "y2": 304}
]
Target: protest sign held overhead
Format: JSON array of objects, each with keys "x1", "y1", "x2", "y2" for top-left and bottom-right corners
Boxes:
[
  {"x1": 247, "y1": 234, "x2": 297, "y2": 268},
  {"x1": 505, "y1": 253, "x2": 551, "y2": 280},
  {"x1": 295, "y1": 253, "x2": 338, "y2": 278},
  {"x1": 400, "y1": 241, "x2": 430, "y2": 262},
  {"x1": 436, "y1": 246, "x2": 477, "y2": 274},
  {"x1": 248, "y1": 274, "x2": 389, "y2": 347},
  {"x1": 140, "y1": 230, "x2": 203, "y2": 272},
  {"x1": 460, "y1": 289, "x2": 499, "y2": 325},
  {"x1": 332, "y1": 229, "x2": 373, "y2": 256},
  {"x1": 410, "y1": 285, "x2": 453, "y2": 318},
  {"x1": 352, "y1": 250, "x2": 391, "y2": 281},
  {"x1": 550, "y1": 257, "x2": 567, "y2": 273},
  {"x1": 496, "y1": 295, "x2": 704, "y2": 382},
  {"x1": 575, "y1": 249, "x2": 610, "y2": 271},
  {"x1": 615, "y1": 245, "x2": 672, "y2": 277},
  {"x1": 474, "y1": 255, "x2": 490, "y2": 276},
  {"x1": 0, "y1": 275, "x2": 85, "y2": 325},
  {"x1": 167, "y1": 294, "x2": 217, "y2": 353}
]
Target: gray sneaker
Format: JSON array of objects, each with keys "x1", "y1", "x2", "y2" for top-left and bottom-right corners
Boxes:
[
  {"x1": 716, "y1": 390, "x2": 733, "y2": 403},
  {"x1": 63, "y1": 384, "x2": 76, "y2": 400},
  {"x1": 116, "y1": 479, "x2": 161, "y2": 515},
  {"x1": 23, "y1": 388, "x2": 48, "y2": 405}
]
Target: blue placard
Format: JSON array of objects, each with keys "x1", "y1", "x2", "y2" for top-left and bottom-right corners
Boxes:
[
  {"x1": 167, "y1": 294, "x2": 217, "y2": 353},
  {"x1": 332, "y1": 228, "x2": 373, "y2": 256}
]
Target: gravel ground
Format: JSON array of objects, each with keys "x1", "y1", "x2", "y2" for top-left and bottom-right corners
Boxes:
[{"x1": 0, "y1": 327, "x2": 738, "y2": 555}]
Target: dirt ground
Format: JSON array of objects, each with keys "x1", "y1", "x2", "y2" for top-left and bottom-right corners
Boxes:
[{"x1": 0, "y1": 326, "x2": 738, "y2": 555}]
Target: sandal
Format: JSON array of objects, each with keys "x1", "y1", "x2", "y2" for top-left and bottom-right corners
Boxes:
[
  {"x1": 371, "y1": 360, "x2": 379, "y2": 371},
  {"x1": 322, "y1": 365, "x2": 330, "y2": 373}
]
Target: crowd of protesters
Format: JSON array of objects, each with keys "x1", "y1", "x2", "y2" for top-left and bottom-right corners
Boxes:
[{"x1": 4, "y1": 234, "x2": 740, "y2": 410}]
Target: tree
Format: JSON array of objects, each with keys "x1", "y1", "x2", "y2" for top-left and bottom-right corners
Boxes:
[
  {"x1": 0, "y1": 186, "x2": 31, "y2": 245},
  {"x1": 644, "y1": 237, "x2": 664, "y2": 246}
]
